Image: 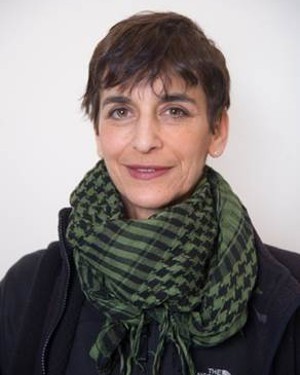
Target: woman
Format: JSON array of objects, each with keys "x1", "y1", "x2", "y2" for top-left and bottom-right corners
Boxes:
[{"x1": 1, "y1": 11, "x2": 300, "y2": 375}]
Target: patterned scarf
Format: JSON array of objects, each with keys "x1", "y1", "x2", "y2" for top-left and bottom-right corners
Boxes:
[{"x1": 66, "y1": 160, "x2": 257, "y2": 374}]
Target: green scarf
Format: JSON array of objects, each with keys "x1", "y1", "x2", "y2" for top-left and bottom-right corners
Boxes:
[{"x1": 66, "y1": 160, "x2": 257, "y2": 374}]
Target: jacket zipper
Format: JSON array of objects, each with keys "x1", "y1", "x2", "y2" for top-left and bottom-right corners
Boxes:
[{"x1": 41, "y1": 209, "x2": 72, "y2": 375}]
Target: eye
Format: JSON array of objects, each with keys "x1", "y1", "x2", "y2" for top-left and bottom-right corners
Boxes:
[
  {"x1": 108, "y1": 107, "x2": 130, "y2": 119},
  {"x1": 165, "y1": 107, "x2": 189, "y2": 118}
]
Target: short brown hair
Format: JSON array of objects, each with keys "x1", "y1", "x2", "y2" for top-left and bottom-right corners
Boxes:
[{"x1": 82, "y1": 11, "x2": 230, "y2": 131}]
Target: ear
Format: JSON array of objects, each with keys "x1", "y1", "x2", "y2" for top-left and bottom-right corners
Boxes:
[{"x1": 208, "y1": 110, "x2": 229, "y2": 158}]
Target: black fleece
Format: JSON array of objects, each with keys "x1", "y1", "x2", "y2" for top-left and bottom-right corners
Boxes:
[{"x1": 1, "y1": 208, "x2": 300, "y2": 375}]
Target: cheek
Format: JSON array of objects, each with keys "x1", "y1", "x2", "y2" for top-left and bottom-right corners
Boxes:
[
  {"x1": 178, "y1": 131, "x2": 212, "y2": 165},
  {"x1": 96, "y1": 128, "x2": 121, "y2": 159}
]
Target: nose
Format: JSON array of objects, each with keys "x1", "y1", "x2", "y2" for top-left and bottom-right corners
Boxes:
[{"x1": 132, "y1": 115, "x2": 163, "y2": 153}]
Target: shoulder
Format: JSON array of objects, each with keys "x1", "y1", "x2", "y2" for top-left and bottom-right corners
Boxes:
[
  {"x1": 244, "y1": 239, "x2": 300, "y2": 373},
  {"x1": 0, "y1": 241, "x2": 63, "y2": 316},
  {"x1": 265, "y1": 245, "x2": 300, "y2": 283},
  {"x1": 252, "y1": 237, "x2": 300, "y2": 334},
  {"x1": 0, "y1": 242, "x2": 62, "y2": 372},
  {"x1": 0, "y1": 242, "x2": 61, "y2": 298},
  {"x1": 254, "y1": 236, "x2": 300, "y2": 292},
  {"x1": 0, "y1": 249, "x2": 47, "y2": 310},
  {"x1": 272, "y1": 305, "x2": 300, "y2": 374}
]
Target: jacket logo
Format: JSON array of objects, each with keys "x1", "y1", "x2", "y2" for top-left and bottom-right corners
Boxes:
[{"x1": 197, "y1": 369, "x2": 232, "y2": 375}]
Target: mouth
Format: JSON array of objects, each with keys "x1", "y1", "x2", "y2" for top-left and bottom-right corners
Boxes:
[{"x1": 126, "y1": 165, "x2": 172, "y2": 180}]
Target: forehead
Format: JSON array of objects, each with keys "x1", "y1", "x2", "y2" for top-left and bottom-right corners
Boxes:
[{"x1": 100, "y1": 75, "x2": 206, "y2": 103}]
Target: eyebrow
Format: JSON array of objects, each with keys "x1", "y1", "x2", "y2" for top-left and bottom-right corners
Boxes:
[
  {"x1": 101, "y1": 96, "x2": 131, "y2": 108},
  {"x1": 160, "y1": 93, "x2": 197, "y2": 105},
  {"x1": 101, "y1": 92, "x2": 197, "y2": 108}
]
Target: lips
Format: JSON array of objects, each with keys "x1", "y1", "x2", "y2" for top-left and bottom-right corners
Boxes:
[{"x1": 126, "y1": 165, "x2": 171, "y2": 180}]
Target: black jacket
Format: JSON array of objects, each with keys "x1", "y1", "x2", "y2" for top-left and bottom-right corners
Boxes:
[{"x1": 1, "y1": 208, "x2": 300, "y2": 375}]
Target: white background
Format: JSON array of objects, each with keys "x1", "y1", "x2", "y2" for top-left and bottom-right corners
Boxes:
[{"x1": 0, "y1": 0, "x2": 299, "y2": 279}]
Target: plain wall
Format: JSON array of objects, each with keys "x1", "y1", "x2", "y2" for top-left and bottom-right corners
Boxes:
[{"x1": 1, "y1": 0, "x2": 299, "y2": 279}]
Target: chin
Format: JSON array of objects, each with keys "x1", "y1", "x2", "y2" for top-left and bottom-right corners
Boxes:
[{"x1": 123, "y1": 193, "x2": 175, "y2": 219}]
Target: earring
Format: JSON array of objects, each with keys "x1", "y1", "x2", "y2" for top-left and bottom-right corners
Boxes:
[{"x1": 213, "y1": 150, "x2": 220, "y2": 157}]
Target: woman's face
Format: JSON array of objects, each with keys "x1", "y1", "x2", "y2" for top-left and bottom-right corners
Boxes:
[{"x1": 96, "y1": 76, "x2": 228, "y2": 219}]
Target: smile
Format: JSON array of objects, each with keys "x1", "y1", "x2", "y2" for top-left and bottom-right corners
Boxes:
[{"x1": 126, "y1": 165, "x2": 171, "y2": 180}]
